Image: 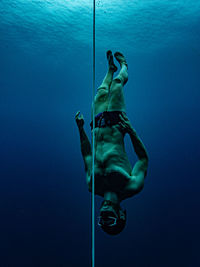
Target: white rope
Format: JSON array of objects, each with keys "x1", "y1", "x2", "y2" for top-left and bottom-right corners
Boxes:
[{"x1": 92, "y1": 0, "x2": 95, "y2": 267}]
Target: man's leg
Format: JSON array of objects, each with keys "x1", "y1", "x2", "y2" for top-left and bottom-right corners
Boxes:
[
  {"x1": 108, "y1": 52, "x2": 128, "y2": 112},
  {"x1": 91, "y1": 51, "x2": 118, "y2": 118},
  {"x1": 113, "y1": 52, "x2": 128, "y2": 85},
  {"x1": 97, "y1": 51, "x2": 117, "y2": 91}
]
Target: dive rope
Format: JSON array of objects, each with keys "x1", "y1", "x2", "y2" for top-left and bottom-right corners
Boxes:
[{"x1": 92, "y1": 0, "x2": 95, "y2": 266}]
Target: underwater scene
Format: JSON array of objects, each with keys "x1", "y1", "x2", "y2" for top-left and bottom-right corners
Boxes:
[{"x1": 0, "y1": 0, "x2": 200, "y2": 266}]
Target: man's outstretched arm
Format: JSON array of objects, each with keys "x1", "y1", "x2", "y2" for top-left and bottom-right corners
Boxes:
[{"x1": 75, "y1": 111, "x2": 92, "y2": 174}]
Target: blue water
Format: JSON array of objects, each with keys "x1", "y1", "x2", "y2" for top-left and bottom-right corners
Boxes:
[{"x1": 0, "y1": 1, "x2": 200, "y2": 266}]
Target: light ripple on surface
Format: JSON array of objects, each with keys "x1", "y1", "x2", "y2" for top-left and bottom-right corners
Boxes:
[{"x1": 0, "y1": 0, "x2": 199, "y2": 56}]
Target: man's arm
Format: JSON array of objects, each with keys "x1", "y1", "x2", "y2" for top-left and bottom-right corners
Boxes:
[
  {"x1": 75, "y1": 111, "x2": 92, "y2": 174},
  {"x1": 126, "y1": 129, "x2": 148, "y2": 194},
  {"x1": 78, "y1": 126, "x2": 92, "y2": 172},
  {"x1": 129, "y1": 129, "x2": 148, "y2": 178},
  {"x1": 118, "y1": 113, "x2": 148, "y2": 191}
]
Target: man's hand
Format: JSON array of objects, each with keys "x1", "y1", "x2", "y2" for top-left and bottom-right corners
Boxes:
[
  {"x1": 75, "y1": 111, "x2": 84, "y2": 129},
  {"x1": 118, "y1": 113, "x2": 136, "y2": 135}
]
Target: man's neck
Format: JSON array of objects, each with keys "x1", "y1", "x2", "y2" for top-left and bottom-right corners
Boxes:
[{"x1": 104, "y1": 191, "x2": 120, "y2": 205}]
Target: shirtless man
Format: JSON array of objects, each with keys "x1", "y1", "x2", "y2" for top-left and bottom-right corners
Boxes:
[{"x1": 75, "y1": 51, "x2": 148, "y2": 235}]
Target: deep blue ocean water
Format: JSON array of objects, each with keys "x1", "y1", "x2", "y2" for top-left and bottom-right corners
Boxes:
[{"x1": 0, "y1": 1, "x2": 200, "y2": 266}]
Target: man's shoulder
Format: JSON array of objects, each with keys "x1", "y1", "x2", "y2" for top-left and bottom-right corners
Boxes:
[{"x1": 123, "y1": 174, "x2": 145, "y2": 197}]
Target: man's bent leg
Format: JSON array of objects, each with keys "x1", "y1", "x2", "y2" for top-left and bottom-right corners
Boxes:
[
  {"x1": 115, "y1": 64, "x2": 128, "y2": 86},
  {"x1": 113, "y1": 52, "x2": 128, "y2": 85},
  {"x1": 99, "y1": 59, "x2": 128, "y2": 91},
  {"x1": 108, "y1": 63, "x2": 128, "y2": 112}
]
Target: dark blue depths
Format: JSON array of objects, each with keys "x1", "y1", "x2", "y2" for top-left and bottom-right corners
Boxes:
[{"x1": 0, "y1": 1, "x2": 200, "y2": 267}]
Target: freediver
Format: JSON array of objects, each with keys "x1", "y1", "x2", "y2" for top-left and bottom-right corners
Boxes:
[{"x1": 75, "y1": 51, "x2": 148, "y2": 235}]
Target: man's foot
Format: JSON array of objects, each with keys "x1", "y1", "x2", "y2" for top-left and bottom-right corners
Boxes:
[
  {"x1": 114, "y1": 52, "x2": 128, "y2": 69},
  {"x1": 107, "y1": 50, "x2": 118, "y2": 72}
]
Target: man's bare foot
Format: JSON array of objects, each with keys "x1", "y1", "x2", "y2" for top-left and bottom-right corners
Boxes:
[
  {"x1": 114, "y1": 52, "x2": 128, "y2": 69},
  {"x1": 107, "y1": 50, "x2": 118, "y2": 72}
]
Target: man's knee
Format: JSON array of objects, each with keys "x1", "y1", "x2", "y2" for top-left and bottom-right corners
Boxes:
[
  {"x1": 113, "y1": 78, "x2": 122, "y2": 84},
  {"x1": 123, "y1": 75, "x2": 128, "y2": 85},
  {"x1": 122, "y1": 72, "x2": 128, "y2": 85},
  {"x1": 113, "y1": 75, "x2": 128, "y2": 86},
  {"x1": 97, "y1": 85, "x2": 109, "y2": 91}
]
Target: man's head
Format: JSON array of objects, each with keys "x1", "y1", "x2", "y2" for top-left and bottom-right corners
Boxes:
[{"x1": 98, "y1": 200, "x2": 127, "y2": 235}]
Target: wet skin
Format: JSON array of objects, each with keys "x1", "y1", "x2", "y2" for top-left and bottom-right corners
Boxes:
[{"x1": 76, "y1": 52, "x2": 148, "y2": 202}]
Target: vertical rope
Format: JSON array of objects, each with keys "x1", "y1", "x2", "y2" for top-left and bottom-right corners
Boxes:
[{"x1": 92, "y1": 0, "x2": 95, "y2": 267}]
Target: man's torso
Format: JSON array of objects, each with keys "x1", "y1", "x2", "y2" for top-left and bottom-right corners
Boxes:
[{"x1": 87, "y1": 125, "x2": 134, "y2": 200}]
